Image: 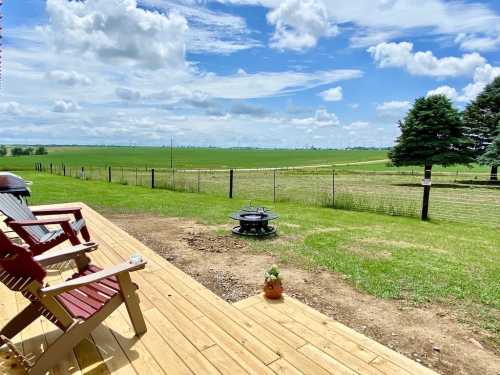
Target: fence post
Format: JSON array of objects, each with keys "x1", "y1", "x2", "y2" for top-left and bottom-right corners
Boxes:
[
  {"x1": 50, "y1": 163, "x2": 53, "y2": 174},
  {"x1": 332, "y1": 169, "x2": 335, "y2": 208},
  {"x1": 63, "y1": 165, "x2": 66, "y2": 176},
  {"x1": 197, "y1": 170, "x2": 201, "y2": 193},
  {"x1": 172, "y1": 168, "x2": 175, "y2": 190},
  {"x1": 229, "y1": 169, "x2": 234, "y2": 199},
  {"x1": 135, "y1": 168, "x2": 138, "y2": 186},
  {"x1": 273, "y1": 169, "x2": 277, "y2": 203},
  {"x1": 108, "y1": 166, "x2": 112, "y2": 183},
  {"x1": 151, "y1": 168, "x2": 155, "y2": 189},
  {"x1": 421, "y1": 166, "x2": 432, "y2": 221}
]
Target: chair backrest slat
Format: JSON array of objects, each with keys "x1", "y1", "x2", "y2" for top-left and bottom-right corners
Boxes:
[
  {"x1": 0, "y1": 193, "x2": 48, "y2": 240},
  {"x1": 0, "y1": 230, "x2": 46, "y2": 292}
]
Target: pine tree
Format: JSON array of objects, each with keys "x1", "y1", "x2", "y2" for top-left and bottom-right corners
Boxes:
[
  {"x1": 463, "y1": 76, "x2": 500, "y2": 180},
  {"x1": 478, "y1": 126, "x2": 500, "y2": 181},
  {"x1": 390, "y1": 95, "x2": 474, "y2": 171}
]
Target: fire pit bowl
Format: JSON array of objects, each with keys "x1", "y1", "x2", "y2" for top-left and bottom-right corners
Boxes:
[{"x1": 230, "y1": 206, "x2": 278, "y2": 237}]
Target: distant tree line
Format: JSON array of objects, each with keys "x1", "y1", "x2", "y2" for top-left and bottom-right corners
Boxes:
[
  {"x1": 390, "y1": 76, "x2": 500, "y2": 182},
  {"x1": 0, "y1": 146, "x2": 48, "y2": 157}
]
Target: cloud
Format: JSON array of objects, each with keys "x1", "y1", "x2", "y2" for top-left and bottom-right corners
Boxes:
[
  {"x1": 426, "y1": 64, "x2": 500, "y2": 102},
  {"x1": 426, "y1": 86, "x2": 458, "y2": 101},
  {"x1": 45, "y1": 0, "x2": 188, "y2": 70},
  {"x1": 291, "y1": 108, "x2": 339, "y2": 127},
  {"x1": 455, "y1": 33, "x2": 500, "y2": 52},
  {"x1": 46, "y1": 70, "x2": 91, "y2": 86},
  {"x1": 52, "y1": 100, "x2": 81, "y2": 113},
  {"x1": 266, "y1": 0, "x2": 338, "y2": 51},
  {"x1": 0, "y1": 102, "x2": 23, "y2": 116},
  {"x1": 319, "y1": 86, "x2": 343, "y2": 102},
  {"x1": 140, "y1": 0, "x2": 261, "y2": 54},
  {"x1": 376, "y1": 100, "x2": 410, "y2": 116},
  {"x1": 222, "y1": 0, "x2": 500, "y2": 51},
  {"x1": 191, "y1": 69, "x2": 362, "y2": 99},
  {"x1": 368, "y1": 42, "x2": 485, "y2": 77},
  {"x1": 116, "y1": 87, "x2": 142, "y2": 101},
  {"x1": 229, "y1": 103, "x2": 270, "y2": 117}
]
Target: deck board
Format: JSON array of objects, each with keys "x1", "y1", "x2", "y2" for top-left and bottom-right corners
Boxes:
[{"x1": 0, "y1": 203, "x2": 439, "y2": 375}]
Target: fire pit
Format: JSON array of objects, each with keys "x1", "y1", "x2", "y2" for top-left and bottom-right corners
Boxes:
[
  {"x1": 0, "y1": 172, "x2": 31, "y2": 201},
  {"x1": 230, "y1": 206, "x2": 278, "y2": 237}
]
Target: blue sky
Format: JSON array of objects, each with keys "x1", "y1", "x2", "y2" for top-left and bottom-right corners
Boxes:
[{"x1": 1, "y1": 0, "x2": 499, "y2": 148}]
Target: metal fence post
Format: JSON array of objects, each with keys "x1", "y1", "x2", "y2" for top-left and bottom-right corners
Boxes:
[
  {"x1": 151, "y1": 168, "x2": 155, "y2": 189},
  {"x1": 421, "y1": 166, "x2": 432, "y2": 220},
  {"x1": 332, "y1": 169, "x2": 335, "y2": 208},
  {"x1": 50, "y1": 163, "x2": 53, "y2": 174},
  {"x1": 273, "y1": 169, "x2": 276, "y2": 203},
  {"x1": 172, "y1": 168, "x2": 175, "y2": 190},
  {"x1": 63, "y1": 165, "x2": 66, "y2": 176},
  {"x1": 135, "y1": 168, "x2": 138, "y2": 186},
  {"x1": 108, "y1": 166, "x2": 112, "y2": 183},
  {"x1": 229, "y1": 169, "x2": 234, "y2": 198},
  {"x1": 197, "y1": 170, "x2": 201, "y2": 193}
]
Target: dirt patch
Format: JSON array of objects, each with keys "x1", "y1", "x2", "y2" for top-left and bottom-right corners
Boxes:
[{"x1": 106, "y1": 212, "x2": 500, "y2": 375}]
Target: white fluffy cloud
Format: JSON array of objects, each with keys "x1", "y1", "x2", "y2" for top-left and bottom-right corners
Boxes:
[
  {"x1": 266, "y1": 0, "x2": 337, "y2": 51},
  {"x1": 319, "y1": 86, "x2": 343, "y2": 102},
  {"x1": 426, "y1": 86, "x2": 459, "y2": 101},
  {"x1": 376, "y1": 100, "x2": 410, "y2": 116},
  {"x1": 0, "y1": 102, "x2": 23, "y2": 116},
  {"x1": 221, "y1": 0, "x2": 500, "y2": 50},
  {"x1": 45, "y1": 0, "x2": 188, "y2": 70},
  {"x1": 140, "y1": 0, "x2": 261, "y2": 54},
  {"x1": 368, "y1": 42, "x2": 485, "y2": 77},
  {"x1": 291, "y1": 108, "x2": 339, "y2": 127},
  {"x1": 52, "y1": 99, "x2": 82, "y2": 113},
  {"x1": 46, "y1": 70, "x2": 91, "y2": 86},
  {"x1": 427, "y1": 64, "x2": 500, "y2": 103}
]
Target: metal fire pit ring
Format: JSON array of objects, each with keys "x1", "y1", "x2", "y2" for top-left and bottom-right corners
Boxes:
[{"x1": 230, "y1": 207, "x2": 278, "y2": 237}]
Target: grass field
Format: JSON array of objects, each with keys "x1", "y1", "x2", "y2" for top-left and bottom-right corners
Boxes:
[
  {"x1": 18, "y1": 172, "x2": 500, "y2": 347},
  {"x1": 0, "y1": 146, "x2": 390, "y2": 170}
]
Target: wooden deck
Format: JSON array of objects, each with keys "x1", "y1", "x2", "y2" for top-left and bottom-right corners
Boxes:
[{"x1": 0, "y1": 203, "x2": 439, "y2": 375}]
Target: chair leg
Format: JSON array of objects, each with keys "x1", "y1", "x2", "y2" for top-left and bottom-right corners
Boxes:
[
  {"x1": 0, "y1": 303, "x2": 42, "y2": 343},
  {"x1": 29, "y1": 295, "x2": 123, "y2": 375},
  {"x1": 116, "y1": 272, "x2": 147, "y2": 335},
  {"x1": 80, "y1": 225, "x2": 91, "y2": 242}
]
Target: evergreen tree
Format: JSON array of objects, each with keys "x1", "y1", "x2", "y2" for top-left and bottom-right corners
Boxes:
[
  {"x1": 463, "y1": 76, "x2": 500, "y2": 180},
  {"x1": 0, "y1": 146, "x2": 6, "y2": 157},
  {"x1": 390, "y1": 95, "x2": 474, "y2": 173},
  {"x1": 478, "y1": 125, "x2": 500, "y2": 181}
]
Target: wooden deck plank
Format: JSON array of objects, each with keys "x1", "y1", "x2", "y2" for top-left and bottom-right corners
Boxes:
[
  {"x1": 268, "y1": 359, "x2": 304, "y2": 375},
  {"x1": 201, "y1": 345, "x2": 248, "y2": 375}
]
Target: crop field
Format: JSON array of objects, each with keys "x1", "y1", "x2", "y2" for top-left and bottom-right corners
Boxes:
[{"x1": 0, "y1": 146, "x2": 390, "y2": 170}]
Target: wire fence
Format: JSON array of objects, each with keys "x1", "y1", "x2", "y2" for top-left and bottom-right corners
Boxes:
[{"x1": 35, "y1": 163, "x2": 500, "y2": 228}]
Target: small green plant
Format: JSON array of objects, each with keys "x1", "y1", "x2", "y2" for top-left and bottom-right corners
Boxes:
[{"x1": 265, "y1": 264, "x2": 281, "y2": 283}]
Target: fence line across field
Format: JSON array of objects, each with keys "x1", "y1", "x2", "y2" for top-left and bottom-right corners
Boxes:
[{"x1": 34, "y1": 162, "x2": 500, "y2": 228}]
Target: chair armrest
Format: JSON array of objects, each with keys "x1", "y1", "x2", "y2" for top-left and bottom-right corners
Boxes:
[
  {"x1": 34, "y1": 242, "x2": 98, "y2": 267},
  {"x1": 40, "y1": 260, "x2": 147, "y2": 296},
  {"x1": 31, "y1": 207, "x2": 83, "y2": 216},
  {"x1": 10, "y1": 218, "x2": 71, "y2": 226}
]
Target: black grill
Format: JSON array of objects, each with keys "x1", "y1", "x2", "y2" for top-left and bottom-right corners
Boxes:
[{"x1": 0, "y1": 172, "x2": 31, "y2": 200}]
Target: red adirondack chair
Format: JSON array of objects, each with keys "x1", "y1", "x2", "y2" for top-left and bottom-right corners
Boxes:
[
  {"x1": 0, "y1": 230, "x2": 147, "y2": 375},
  {"x1": 0, "y1": 193, "x2": 91, "y2": 255}
]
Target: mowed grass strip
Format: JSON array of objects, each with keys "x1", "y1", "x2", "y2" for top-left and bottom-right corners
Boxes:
[{"x1": 20, "y1": 172, "x2": 500, "y2": 343}]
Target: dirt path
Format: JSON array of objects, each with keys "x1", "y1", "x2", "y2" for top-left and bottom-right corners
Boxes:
[{"x1": 107, "y1": 212, "x2": 500, "y2": 375}]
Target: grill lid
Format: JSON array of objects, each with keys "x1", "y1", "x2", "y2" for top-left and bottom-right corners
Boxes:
[{"x1": 0, "y1": 172, "x2": 31, "y2": 197}]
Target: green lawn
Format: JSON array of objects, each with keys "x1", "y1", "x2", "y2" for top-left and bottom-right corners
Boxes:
[
  {"x1": 0, "y1": 146, "x2": 388, "y2": 170},
  {"x1": 19, "y1": 172, "x2": 500, "y2": 345}
]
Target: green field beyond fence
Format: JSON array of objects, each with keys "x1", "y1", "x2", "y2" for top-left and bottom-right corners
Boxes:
[{"x1": 36, "y1": 163, "x2": 500, "y2": 227}]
